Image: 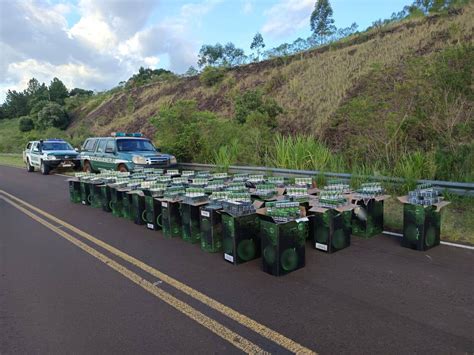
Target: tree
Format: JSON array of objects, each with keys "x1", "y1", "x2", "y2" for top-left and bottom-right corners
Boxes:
[
  {"x1": 197, "y1": 42, "x2": 246, "y2": 67},
  {"x1": 151, "y1": 100, "x2": 218, "y2": 162},
  {"x1": 184, "y1": 66, "x2": 199, "y2": 77},
  {"x1": 25, "y1": 78, "x2": 49, "y2": 112},
  {"x1": 223, "y1": 42, "x2": 246, "y2": 66},
  {"x1": 70, "y1": 88, "x2": 93, "y2": 96},
  {"x1": 36, "y1": 102, "x2": 70, "y2": 130},
  {"x1": 3, "y1": 90, "x2": 29, "y2": 118},
  {"x1": 49, "y1": 77, "x2": 69, "y2": 104},
  {"x1": 19, "y1": 116, "x2": 35, "y2": 132},
  {"x1": 30, "y1": 100, "x2": 50, "y2": 116},
  {"x1": 234, "y1": 89, "x2": 282, "y2": 126},
  {"x1": 250, "y1": 32, "x2": 265, "y2": 61},
  {"x1": 198, "y1": 43, "x2": 225, "y2": 67},
  {"x1": 310, "y1": 0, "x2": 336, "y2": 44}
]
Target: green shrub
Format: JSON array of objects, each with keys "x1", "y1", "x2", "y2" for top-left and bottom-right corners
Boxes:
[
  {"x1": 200, "y1": 66, "x2": 225, "y2": 86},
  {"x1": 29, "y1": 100, "x2": 50, "y2": 116},
  {"x1": 18, "y1": 116, "x2": 34, "y2": 132},
  {"x1": 36, "y1": 102, "x2": 70, "y2": 130},
  {"x1": 234, "y1": 89, "x2": 282, "y2": 125}
]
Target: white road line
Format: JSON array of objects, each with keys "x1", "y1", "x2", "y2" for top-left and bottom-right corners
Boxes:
[{"x1": 383, "y1": 231, "x2": 474, "y2": 250}]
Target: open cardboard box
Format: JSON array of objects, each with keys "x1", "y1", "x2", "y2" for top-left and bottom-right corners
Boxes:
[
  {"x1": 397, "y1": 195, "x2": 450, "y2": 251},
  {"x1": 256, "y1": 206, "x2": 309, "y2": 224},
  {"x1": 308, "y1": 200, "x2": 356, "y2": 214},
  {"x1": 397, "y1": 195, "x2": 450, "y2": 212},
  {"x1": 350, "y1": 193, "x2": 391, "y2": 204}
]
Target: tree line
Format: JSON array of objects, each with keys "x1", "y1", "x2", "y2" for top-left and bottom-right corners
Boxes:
[
  {"x1": 187, "y1": 0, "x2": 469, "y2": 75},
  {"x1": 0, "y1": 77, "x2": 93, "y2": 132}
]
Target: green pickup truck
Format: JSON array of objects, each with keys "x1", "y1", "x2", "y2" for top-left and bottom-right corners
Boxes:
[
  {"x1": 23, "y1": 139, "x2": 81, "y2": 175},
  {"x1": 79, "y1": 132, "x2": 177, "y2": 172}
]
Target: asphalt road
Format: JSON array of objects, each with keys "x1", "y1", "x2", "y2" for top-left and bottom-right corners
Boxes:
[{"x1": 1, "y1": 164, "x2": 473, "y2": 354}]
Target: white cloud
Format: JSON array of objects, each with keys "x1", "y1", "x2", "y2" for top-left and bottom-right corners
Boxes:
[
  {"x1": 0, "y1": 0, "x2": 219, "y2": 102},
  {"x1": 242, "y1": 0, "x2": 253, "y2": 14},
  {"x1": 261, "y1": 0, "x2": 314, "y2": 39},
  {"x1": 7, "y1": 59, "x2": 104, "y2": 91}
]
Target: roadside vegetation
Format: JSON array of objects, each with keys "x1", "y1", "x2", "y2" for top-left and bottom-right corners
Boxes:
[{"x1": 0, "y1": 153, "x2": 23, "y2": 167}]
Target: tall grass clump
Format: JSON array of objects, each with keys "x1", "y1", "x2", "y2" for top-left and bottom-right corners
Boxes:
[
  {"x1": 393, "y1": 151, "x2": 437, "y2": 192},
  {"x1": 213, "y1": 139, "x2": 239, "y2": 172},
  {"x1": 272, "y1": 134, "x2": 345, "y2": 172}
]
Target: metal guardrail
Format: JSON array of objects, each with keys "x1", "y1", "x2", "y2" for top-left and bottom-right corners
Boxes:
[{"x1": 178, "y1": 162, "x2": 474, "y2": 196}]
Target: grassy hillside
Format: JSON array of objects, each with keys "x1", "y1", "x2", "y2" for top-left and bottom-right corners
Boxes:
[{"x1": 68, "y1": 6, "x2": 473, "y2": 140}]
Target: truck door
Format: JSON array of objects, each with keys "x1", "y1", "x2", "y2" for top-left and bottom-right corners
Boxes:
[
  {"x1": 94, "y1": 139, "x2": 108, "y2": 171},
  {"x1": 104, "y1": 139, "x2": 117, "y2": 170},
  {"x1": 30, "y1": 142, "x2": 41, "y2": 166},
  {"x1": 23, "y1": 142, "x2": 32, "y2": 163}
]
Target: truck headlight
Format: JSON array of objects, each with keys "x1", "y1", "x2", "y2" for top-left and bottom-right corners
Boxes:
[
  {"x1": 132, "y1": 155, "x2": 147, "y2": 164},
  {"x1": 170, "y1": 156, "x2": 177, "y2": 164}
]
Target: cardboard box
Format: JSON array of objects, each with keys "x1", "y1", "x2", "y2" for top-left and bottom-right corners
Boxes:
[
  {"x1": 180, "y1": 199, "x2": 209, "y2": 244},
  {"x1": 221, "y1": 208, "x2": 261, "y2": 265},
  {"x1": 257, "y1": 207, "x2": 308, "y2": 276},
  {"x1": 160, "y1": 199, "x2": 182, "y2": 238},
  {"x1": 397, "y1": 196, "x2": 450, "y2": 251},
  {"x1": 200, "y1": 204, "x2": 224, "y2": 253},
  {"x1": 350, "y1": 194, "x2": 390, "y2": 238},
  {"x1": 308, "y1": 204, "x2": 354, "y2": 253}
]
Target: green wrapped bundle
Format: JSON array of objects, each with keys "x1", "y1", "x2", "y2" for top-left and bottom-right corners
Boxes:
[
  {"x1": 100, "y1": 184, "x2": 112, "y2": 212},
  {"x1": 260, "y1": 217, "x2": 308, "y2": 276},
  {"x1": 109, "y1": 186, "x2": 126, "y2": 217},
  {"x1": 222, "y1": 213, "x2": 260, "y2": 265},
  {"x1": 402, "y1": 204, "x2": 441, "y2": 251},
  {"x1": 143, "y1": 195, "x2": 162, "y2": 230},
  {"x1": 181, "y1": 202, "x2": 205, "y2": 243},
  {"x1": 310, "y1": 209, "x2": 351, "y2": 253},
  {"x1": 88, "y1": 181, "x2": 103, "y2": 209},
  {"x1": 200, "y1": 204, "x2": 223, "y2": 253},
  {"x1": 351, "y1": 199, "x2": 384, "y2": 238},
  {"x1": 80, "y1": 179, "x2": 92, "y2": 205},
  {"x1": 130, "y1": 192, "x2": 146, "y2": 225},
  {"x1": 122, "y1": 192, "x2": 133, "y2": 221},
  {"x1": 68, "y1": 179, "x2": 81, "y2": 203},
  {"x1": 161, "y1": 200, "x2": 182, "y2": 238}
]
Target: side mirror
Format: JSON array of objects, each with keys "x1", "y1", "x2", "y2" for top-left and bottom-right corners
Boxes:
[
  {"x1": 105, "y1": 147, "x2": 115, "y2": 154},
  {"x1": 74, "y1": 148, "x2": 79, "y2": 152},
  {"x1": 155, "y1": 147, "x2": 161, "y2": 152}
]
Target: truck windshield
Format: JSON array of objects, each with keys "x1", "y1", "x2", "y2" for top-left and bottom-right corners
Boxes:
[
  {"x1": 116, "y1": 139, "x2": 156, "y2": 152},
  {"x1": 41, "y1": 142, "x2": 73, "y2": 151}
]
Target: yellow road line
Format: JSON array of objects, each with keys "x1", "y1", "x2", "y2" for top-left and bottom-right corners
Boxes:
[
  {"x1": 0, "y1": 189, "x2": 316, "y2": 354},
  {"x1": 0, "y1": 195, "x2": 265, "y2": 354}
]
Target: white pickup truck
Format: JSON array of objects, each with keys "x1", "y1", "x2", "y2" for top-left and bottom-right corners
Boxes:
[{"x1": 23, "y1": 139, "x2": 81, "y2": 175}]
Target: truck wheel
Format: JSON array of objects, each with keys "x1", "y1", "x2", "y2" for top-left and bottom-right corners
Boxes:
[
  {"x1": 117, "y1": 164, "x2": 128, "y2": 173},
  {"x1": 40, "y1": 161, "x2": 50, "y2": 175},
  {"x1": 83, "y1": 160, "x2": 92, "y2": 173},
  {"x1": 26, "y1": 159, "x2": 34, "y2": 172}
]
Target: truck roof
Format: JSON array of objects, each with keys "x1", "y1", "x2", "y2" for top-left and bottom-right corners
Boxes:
[{"x1": 85, "y1": 136, "x2": 149, "y2": 140}]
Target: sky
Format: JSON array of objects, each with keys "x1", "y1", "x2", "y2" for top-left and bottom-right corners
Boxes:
[{"x1": 0, "y1": 0, "x2": 410, "y2": 102}]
